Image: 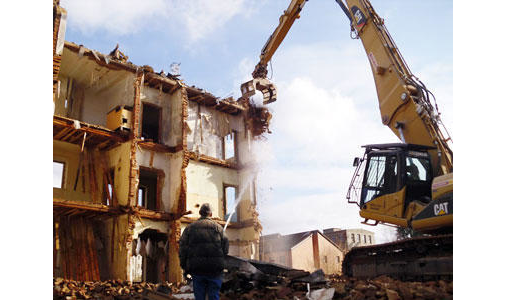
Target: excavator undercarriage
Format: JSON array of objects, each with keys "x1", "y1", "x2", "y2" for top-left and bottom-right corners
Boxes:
[{"x1": 342, "y1": 234, "x2": 452, "y2": 281}]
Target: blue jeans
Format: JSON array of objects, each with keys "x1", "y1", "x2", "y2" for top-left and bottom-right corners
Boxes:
[{"x1": 192, "y1": 274, "x2": 222, "y2": 300}]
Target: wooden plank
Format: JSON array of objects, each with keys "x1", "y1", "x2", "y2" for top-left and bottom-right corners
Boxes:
[
  {"x1": 88, "y1": 150, "x2": 99, "y2": 204},
  {"x1": 97, "y1": 139, "x2": 111, "y2": 150},
  {"x1": 68, "y1": 131, "x2": 85, "y2": 143},
  {"x1": 99, "y1": 152, "x2": 113, "y2": 206},
  {"x1": 53, "y1": 118, "x2": 125, "y2": 142},
  {"x1": 54, "y1": 127, "x2": 72, "y2": 139},
  {"x1": 60, "y1": 218, "x2": 69, "y2": 279},
  {"x1": 68, "y1": 208, "x2": 84, "y2": 218},
  {"x1": 79, "y1": 218, "x2": 87, "y2": 281},
  {"x1": 60, "y1": 129, "x2": 77, "y2": 141},
  {"x1": 89, "y1": 222, "x2": 100, "y2": 280},
  {"x1": 69, "y1": 217, "x2": 78, "y2": 280}
]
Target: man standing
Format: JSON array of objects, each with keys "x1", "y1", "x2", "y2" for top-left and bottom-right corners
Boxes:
[{"x1": 179, "y1": 203, "x2": 229, "y2": 300}]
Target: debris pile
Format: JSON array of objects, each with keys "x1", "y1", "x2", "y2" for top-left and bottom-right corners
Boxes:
[
  {"x1": 54, "y1": 256, "x2": 452, "y2": 300},
  {"x1": 325, "y1": 275, "x2": 452, "y2": 300},
  {"x1": 53, "y1": 278, "x2": 183, "y2": 300}
]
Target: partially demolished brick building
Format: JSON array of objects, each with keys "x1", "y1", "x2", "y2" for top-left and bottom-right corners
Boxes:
[{"x1": 53, "y1": 1, "x2": 267, "y2": 283}]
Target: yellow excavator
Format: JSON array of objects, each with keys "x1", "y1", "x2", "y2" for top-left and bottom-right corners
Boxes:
[{"x1": 242, "y1": 0, "x2": 453, "y2": 280}]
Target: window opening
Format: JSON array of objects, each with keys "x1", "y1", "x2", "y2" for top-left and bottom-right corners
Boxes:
[
  {"x1": 223, "y1": 131, "x2": 237, "y2": 160},
  {"x1": 224, "y1": 186, "x2": 238, "y2": 222},
  {"x1": 351, "y1": 234, "x2": 355, "y2": 243},
  {"x1": 357, "y1": 234, "x2": 360, "y2": 243},
  {"x1": 324, "y1": 256, "x2": 328, "y2": 263},
  {"x1": 369, "y1": 235, "x2": 372, "y2": 244},
  {"x1": 141, "y1": 103, "x2": 161, "y2": 143},
  {"x1": 53, "y1": 161, "x2": 65, "y2": 188},
  {"x1": 103, "y1": 169, "x2": 114, "y2": 206},
  {"x1": 138, "y1": 169, "x2": 159, "y2": 210},
  {"x1": 337, "y1": 256, "x2": 341, "y2": 263},
  {"x1": 138, "y1": 186, "x2": 147, "y2": 207},
  {"x1": 364, "y1": 235, "x2": 367, "y2": 243}
]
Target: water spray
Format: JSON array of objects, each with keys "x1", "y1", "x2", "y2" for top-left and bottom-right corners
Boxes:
[{"x1": 223, "y1": 170, "x2": 257, "y2": 234}]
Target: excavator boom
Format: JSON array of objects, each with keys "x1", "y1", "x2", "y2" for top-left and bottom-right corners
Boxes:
[
  {"x1": 344, "y1": 0, "x2": 452, "y2": 175},
  {"x1": 241, "y1": 0, "x2": 308, "y2": 105}
]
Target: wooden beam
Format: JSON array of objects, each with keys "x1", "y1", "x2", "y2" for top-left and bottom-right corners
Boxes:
[{"x1": 54, "y1": 127, "x2": 72, "y2": 139}]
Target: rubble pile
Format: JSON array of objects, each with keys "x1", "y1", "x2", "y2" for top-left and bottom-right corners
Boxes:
[
  {"x1": 219, "y1": 256, "x2": 452, "y2": 300},
  {"x1": 53, "y1": 278, "x2": 182, "y2": 300},
  {"x1": 54, "y1": 256, "x2": 452, "y2": 300},
  {"x1": 324, "y1": 275, "x2": 452, "y2": 300}
]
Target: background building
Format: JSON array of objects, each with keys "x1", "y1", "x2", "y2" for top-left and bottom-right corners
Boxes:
[
  {"x1": 323, "y1": 228, "x2": 376, "y2": 252},
  {"x1": 260, "y1": 230, "x2": 345, "y2": 275}
]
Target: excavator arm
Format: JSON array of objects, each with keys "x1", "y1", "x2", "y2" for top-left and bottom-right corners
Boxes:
[
  {"x1": 343, "y1": 0, "x2": 452, "y2": 175},
  {"x1": 241, "y1": 0, "x2": 308, "y2": 105}
]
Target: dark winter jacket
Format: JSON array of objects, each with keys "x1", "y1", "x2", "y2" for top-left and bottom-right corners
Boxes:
[{"x1": 179, "y1": 217, "x2": 229, "y2": 276}]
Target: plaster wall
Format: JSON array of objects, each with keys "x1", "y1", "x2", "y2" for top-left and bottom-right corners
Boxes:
[
  {"x1": 262, "y1": 250, "x2": 290, "y2": 266},
  {"x1": 185, "y1": 160, "x2": 240, "y2": 219},
  {"x1": 140, "y1": 85, "x2": 177, "y2": 146},
  {"x1": 136, "y1": 149, "x2": 176, "y2": 212},
  {"x1": 106, "y1": 142, "x2": 133, "y2": 206},
  {"x1": 58, "y1": 48, "x2": 136, "y2": 127},
  {"x1": 54, "y1": 140, "x2": 88, "y2": 202},
  {"x1": 81, "y1": 74, "x2": 135, "y2": 126},
  {"x1": 317, "y1": 234, "x2": 343, "y2": 275},
  {"x1": 133, "y1": 220, "x2": 169, "y2": 240},
  {"x1": 290, "y1": 236, "x2": 315, "y2": 272},
  {"x1": 186, "y1": 101, "x2": 244, "y2": 159}
]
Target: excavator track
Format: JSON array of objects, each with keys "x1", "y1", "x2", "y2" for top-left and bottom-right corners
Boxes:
[{"x1": 342, "y1": 234, "x2": 452, "y2": 281}]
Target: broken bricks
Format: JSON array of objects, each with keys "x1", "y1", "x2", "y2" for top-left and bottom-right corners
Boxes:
[{"x1": 54, "y1": 255, "x2": 453, "y2": 299}]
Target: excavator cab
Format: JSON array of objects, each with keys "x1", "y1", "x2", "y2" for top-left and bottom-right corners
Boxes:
[{"x1": 347, "y1": 143, "x2": 435, "y2": 227}]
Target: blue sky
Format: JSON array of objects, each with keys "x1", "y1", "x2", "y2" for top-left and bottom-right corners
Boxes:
[{"x1": 60, "y1": 0, "x2": 453, "y2": 243}]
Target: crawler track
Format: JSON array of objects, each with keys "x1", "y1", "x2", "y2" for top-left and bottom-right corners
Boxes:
[{"x1": 342, "y1": 234, "x2": 452, "y2": 281}]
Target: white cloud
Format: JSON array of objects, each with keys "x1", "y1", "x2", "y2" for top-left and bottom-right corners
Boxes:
[
  {"x1": 174, "y1": 0, "x2": 256, "y2": 42},
  {"x1": 251, "y1": 75, "x2": 398, "y2": 243},
  {"x1": 61, "y1": 0, "x2": 259, "y2": 42},
  {"x1": 240, "y1": 40, "x2": 452, "y2": 245},
  {"x1": 61, "y1": 0, "x2": 167, "y2": 35},
  {"x1": 416, "y1": 62, "x2": 454, "y2": 136}
]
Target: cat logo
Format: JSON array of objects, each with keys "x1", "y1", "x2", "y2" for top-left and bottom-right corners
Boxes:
[
  {"x1": 434, "y1": 202, "x2": 449, "y2": 216},
  {"x1": 351, "y1": 6, "x2": 367, "y2": 30}
]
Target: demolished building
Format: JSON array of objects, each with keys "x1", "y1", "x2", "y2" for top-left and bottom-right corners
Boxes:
[{"x1": 53, "y1": 0, "x2": 267, "y2": 284}]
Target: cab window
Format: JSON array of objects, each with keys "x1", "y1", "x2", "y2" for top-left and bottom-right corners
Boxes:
[
  {"x1": 361, "y1": 155, "x2": 398, "y2": 204},
  {"x1": 406, "y1": 156, "x2": 431, "y2": 182}
]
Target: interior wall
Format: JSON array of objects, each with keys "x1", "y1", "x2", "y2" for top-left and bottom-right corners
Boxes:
[
  {"x1": 103, "y1": 214, "x2": 131, "y2": 280},
  {"x1": 137, "y1": 150, "x2": 174, "y2": 212},
  {"x1": 168, "y1": 89, "x2": 183, "y2": 148},
  {"x1": 81, "y1": 74, "x2": 135, "y2": 126},
  {"x1": 106, "y1": 142, "x2": 132, "y2": 206},
  {"x1": 53, "y1": 140, "x2": 104, "y2": 203},
  {"x1": 140, "y1": 85, "x2": 174, "y2": 145},
  {"x1": 185, "y1": 160, "x2": 240, "y2": 219},
  {"x1": 58, "y1": 48, "x2": 136, "y2": 127},
  {"x1": 186, "y1": 101, "x2": 244, "y2": 159},
  {"x1": 53, "y1": 140, "x2": 82, "y2": 201}
]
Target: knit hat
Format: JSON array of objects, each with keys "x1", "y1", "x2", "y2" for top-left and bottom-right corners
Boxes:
[{"x1": 199, "y1": 203, "x2": 212, "y2": 217}]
